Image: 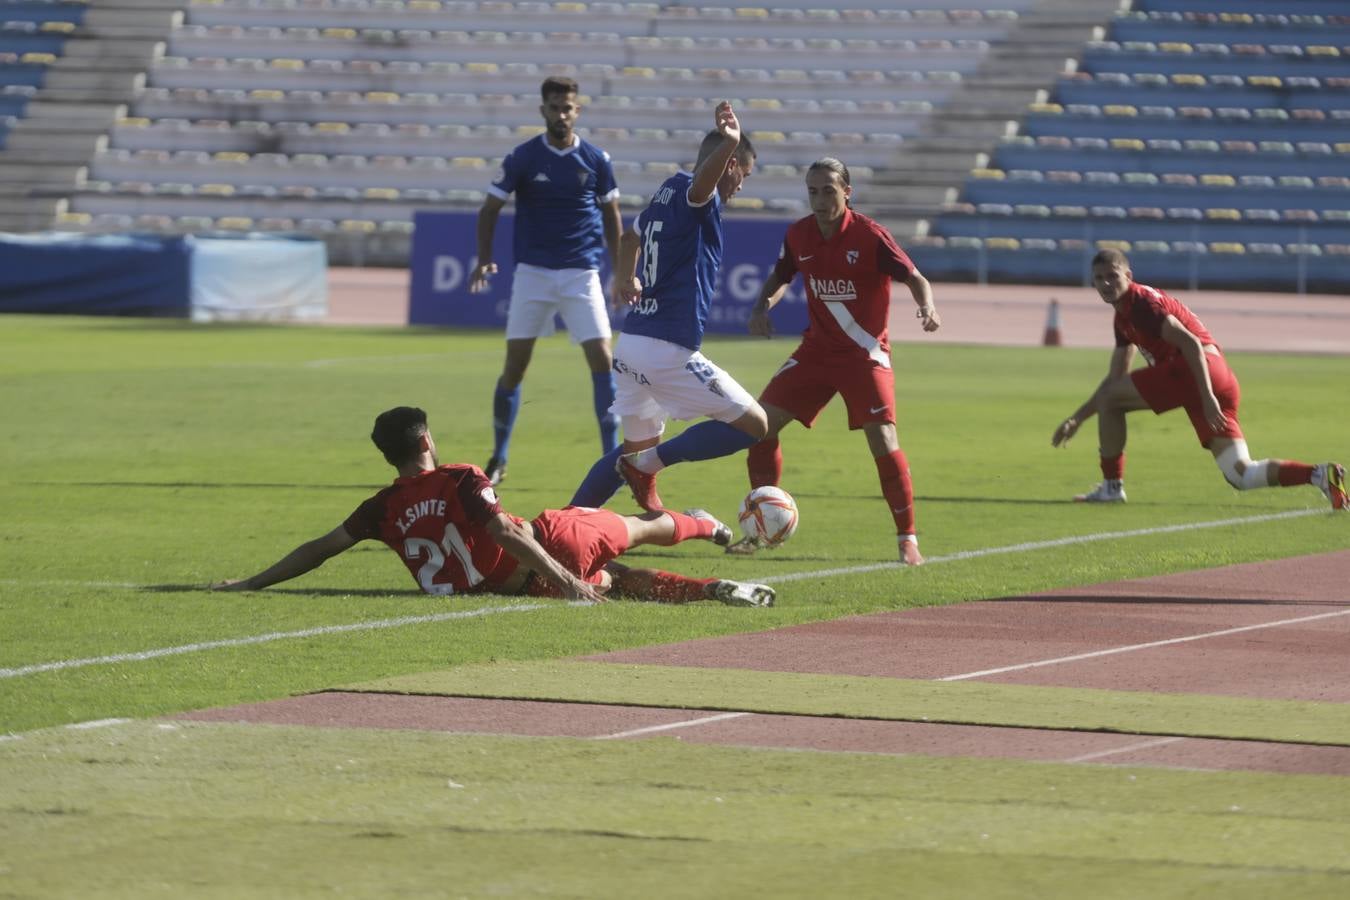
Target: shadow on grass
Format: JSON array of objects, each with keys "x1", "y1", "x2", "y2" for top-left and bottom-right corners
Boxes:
[
  {"x1": 56, "y1": 481, "x2": 381, "y2": 491},
  {"x1": 144, "y1": 584, "x2": 424, "y2": 598}
]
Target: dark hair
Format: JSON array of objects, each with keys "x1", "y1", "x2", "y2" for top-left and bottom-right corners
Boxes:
[
  {"x1": 1091, "y1": 248, "x2": 1130, "y2": 268},
  {"x1": 371, "y1": 406, "x2": 428, "y2": 466},
  {"x1": 807, "y1": 157, "x2": 852, "y2": 207},
  {"x1": 695, "y1": 128, "x2": 757, "y2": 169},
  {"x1": 807, "y1": 157, "x2": 850, "y2": 187},
  {"x1": 540, "y1": 76, "x2": 579, "y2": 100}
]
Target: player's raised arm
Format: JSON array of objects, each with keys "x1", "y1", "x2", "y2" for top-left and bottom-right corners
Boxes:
[
  {"x1": 688, "y1": 101, "x2": 741, "y2": 206},
  {"x1": 469, "y1": 193, "x2": 507, "y2": 293},
  {"x1": 211, "y1": 525, "x2": 357, "y2": 591}
]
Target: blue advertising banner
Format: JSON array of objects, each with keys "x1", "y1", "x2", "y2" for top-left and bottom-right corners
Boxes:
[{"x1": 408, "y1": 210, "x2": 810, "y2": 337}]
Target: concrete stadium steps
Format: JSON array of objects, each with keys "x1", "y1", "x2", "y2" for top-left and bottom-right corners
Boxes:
[
  {"x1": 105, "y1": 120, "x2": 908, "y2": 167},
  {"x1": 164, "y1": 27, "x2": 994, "y2": 72},
  {"x1": 127, "y1": 87, "x2": 940, "y2": 134}
]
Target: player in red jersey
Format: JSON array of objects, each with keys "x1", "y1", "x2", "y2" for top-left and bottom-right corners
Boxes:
[
  {"x1": 1052, "y1": 249, "x2": 1346, "y2": 509},
  {"x1": 212, "y1": 407, "x2": 775, "y2": 606},
  {"x1": 729, "y1": 158, "x2": 942, "y2": 565}
]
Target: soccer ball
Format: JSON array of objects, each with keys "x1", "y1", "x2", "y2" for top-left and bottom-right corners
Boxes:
[{"x1": 738, "y1": 486, "x2": 799, "y2": 547}]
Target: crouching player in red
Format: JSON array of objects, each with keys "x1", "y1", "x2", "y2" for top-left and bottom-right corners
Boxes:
[
  {"x1": 212, "y1": 407, "x2": 775, "y2": 606},
  {"x1": 733, "y1": 158, "x2": 942, "y2": 565},
  {"x1": 1052, "y1": 249, "x2": 1346, "y2": 510}
]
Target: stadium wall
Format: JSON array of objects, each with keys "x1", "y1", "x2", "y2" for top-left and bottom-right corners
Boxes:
[{"x1": 0, "y1": 232, "x2": 327, "y2": 320}]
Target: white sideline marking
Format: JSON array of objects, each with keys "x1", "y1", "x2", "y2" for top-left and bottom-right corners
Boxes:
[
  {"x1": 0, "y1": 508, "x2": 1327, "y2": 681},
  {"x1": 0, "y1": 604, "x2": 553, "y2": 680},
  {"x1": 759, "y1": 508, "x2": 1322, "y2": 584},
  {"x1": 939, "y1": 608, "x2": 1350, "y2": 682},
  {"x1": 1064, "y1": 736, "x2": 1187, "y2": 764},
  {"x1": 66, "y1": 718, "x2": 131, "y2": 730},
  {"x1": 595, "y1": 712, "x2": 750, "y2": 740}
]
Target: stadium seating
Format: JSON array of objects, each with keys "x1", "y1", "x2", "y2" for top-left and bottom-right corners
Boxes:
[
  {"x1": 51, "y1": 0, "x2": 1042, "y2": 240},
  {"x1": 925, "y1": 0, "x2": 1350, "y2": 290}
]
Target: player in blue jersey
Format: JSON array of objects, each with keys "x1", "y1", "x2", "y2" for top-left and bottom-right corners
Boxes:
[
  {"x1": 468, "y1": 76, "x2": 624, "y2": 486},
  {"x1": 571, "y1": 101, "x2": 767, "y2": 512}
]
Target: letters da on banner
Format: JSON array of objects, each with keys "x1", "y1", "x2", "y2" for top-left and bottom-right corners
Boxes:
[{"x1": 407, "y1": 210, "x2": 806, "y2": 333}]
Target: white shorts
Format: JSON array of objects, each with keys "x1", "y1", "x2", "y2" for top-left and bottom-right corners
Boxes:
[
  {"x1": 610, "y1": 332, "x2": 757, "y2": 438},
  {"x1": 505, "y1": 263, "x2": 611, "y2": 343}
]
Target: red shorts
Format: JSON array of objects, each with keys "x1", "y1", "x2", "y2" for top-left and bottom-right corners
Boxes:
[
  {"x1": 759, "y1": 349, "x2": 895, "y2": 430},
  {"x1": 1131, "y1": 351, "x2": 1244, "y2": 447},
  {"x1": 523, "y1": 506, "x2": 630, "y2": 597}
]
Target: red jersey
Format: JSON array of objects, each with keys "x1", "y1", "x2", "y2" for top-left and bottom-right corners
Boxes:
[
  {"x1": 342, "y1": 464, "x2": 524, "y2": 595},
  {"x1": 772, "y1": 208, "x2": 914, "y2": 366},
  {"x1": 1113, "y1": 282, "x2": 1218, "y2": 367}
]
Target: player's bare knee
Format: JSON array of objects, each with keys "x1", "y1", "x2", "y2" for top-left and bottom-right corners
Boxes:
[
  {"x1": 1215, "y1": 440, "x2": 1270, "y2": 490},
  {"x1": 736, "y1": 404, "x2": 770, "y2": 440}
]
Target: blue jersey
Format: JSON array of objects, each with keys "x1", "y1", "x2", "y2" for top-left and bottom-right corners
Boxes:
[
  {"x1": 488, "y1": 134, "x2": 619, "y2": 271},
  {"x1": 622, "y1": 171, "x2": 723, "y2": 351}
]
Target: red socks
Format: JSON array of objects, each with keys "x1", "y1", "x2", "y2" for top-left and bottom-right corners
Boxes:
[
  {"x1": 659, "y1": 510, "x2": 718, "y2": 545},
  {"x1": 1277, "y1": 461, "x2": 1314, "y2": 486},
  {"x1": 1100, "y1": 453, "x2": 1125, "y2": 481},
  {"x1": 611, "y1": 568, "x2": 715, "y2": 604},
  {"x1": 874, "y1": 449, "x2": 915, "y2": 535},
  {"x1": 747, "y1": 438, "x2": 782, "y2": 489}
]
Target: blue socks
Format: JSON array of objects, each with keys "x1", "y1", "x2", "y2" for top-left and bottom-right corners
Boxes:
[
  {"x1": 570, "y1": 422, "x2": 756, "y2": 508},
  {"x1": 570, "y1": 445, "x2": 624, "y2": 508},
  {"x1": 655, "y1": 420, "x2": 758, "y2": 464},
  {"x1": 592, "y1": 370, "x2": 619, "y2": 454},
  {"x1": 491, "y1": 383, "x2": 521, "y2": 462}
]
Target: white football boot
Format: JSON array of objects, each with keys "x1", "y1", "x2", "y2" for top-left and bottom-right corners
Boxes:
[{"x1": 1074, "y1": 479, "x2": 1127, "y2": 503}]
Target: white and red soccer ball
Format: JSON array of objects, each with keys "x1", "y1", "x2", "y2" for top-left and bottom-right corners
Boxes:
[{"x1": 737, "y1": 486, "x2": 799, "y2": 547}]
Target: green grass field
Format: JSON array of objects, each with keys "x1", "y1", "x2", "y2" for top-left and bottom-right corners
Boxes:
[{"x1": 2, "y1": 314, "x2": 1348, "y2": 897}]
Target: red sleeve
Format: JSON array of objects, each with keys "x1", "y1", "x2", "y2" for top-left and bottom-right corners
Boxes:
[
  {"x1": 876, "y1": 229, "x2": 914, "y2": 281},
  {"x1": 771, "y1": 236, "x2": 797, "y2": 283},
  {"x1": 1127, "y1": 289, "x2": 1168, "y2": 340},
  {"x1": 456, "y1": 467, "x2": 504, "y2": 526},
  {"x1": 342, "y1": 489, "x2": 392, "y2": 542},
  {"x1": 1113, "y1": 321, "x2": 1132, "y2": 348}
]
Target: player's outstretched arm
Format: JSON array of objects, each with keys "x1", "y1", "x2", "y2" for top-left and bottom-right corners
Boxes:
[
  {"x1": 905, "y1": 270, "x2": 941, "y2": 332},
  {"x1": 1160, "y1": 314, "x2": 1227, "y2": 432},
  {"x1": 485, "y1": 513, "x2": 607, "y2": 603},
  {"x1": 601, "y1": 197, "x2": 623, "y2": 265},
  {"x1": 1053, "y1": 346, "x2": 1134, "y2": 447},
  {"x1": 211, "y1": 525, "x2": 357, "y2": 591},
  {"x1": 469, "y1": 194, "x2": 507, "y2": 293},
  {"x1": 748, "y1": 270, "x2": 789, "y2": 337},
  {"x1": 614, "y1": 225, "x2": 644, "y2": 305},
  {"x1": 688, "y1": 101, "x2": 741, "y2": 206}
]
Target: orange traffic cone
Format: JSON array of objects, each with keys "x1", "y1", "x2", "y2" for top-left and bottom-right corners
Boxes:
[{"x1": 1043, "y1": 298, "x2": 1063, "y2": 346}]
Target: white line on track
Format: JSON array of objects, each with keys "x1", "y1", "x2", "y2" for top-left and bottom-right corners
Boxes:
[
  {"x1": 939, "y1": 608, "x2": 1350, "y2": 681},
  {"x1": 1063, "y1": 736, "x2": 1187, "y2": 764},
  {"x1": 595, "y1": 712, "x2": 750, "y2": 740},
  {"x1": 0, "y1": 507, "x2": 1329, "y2": 681},
  {"x1": 759, "y1": 507, "x2": 1322, "y2": 584},
  {"x1": 0, "y1": 604, "x2": 556, "y2": 680}
]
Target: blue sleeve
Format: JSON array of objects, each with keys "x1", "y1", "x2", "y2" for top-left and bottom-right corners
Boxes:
[
  {"x1": 488, "y1": 149, "x2": 520, "y2": 199},
  {"x1": 596, "y1": 152, "x2": 619, "y2": 203}
]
